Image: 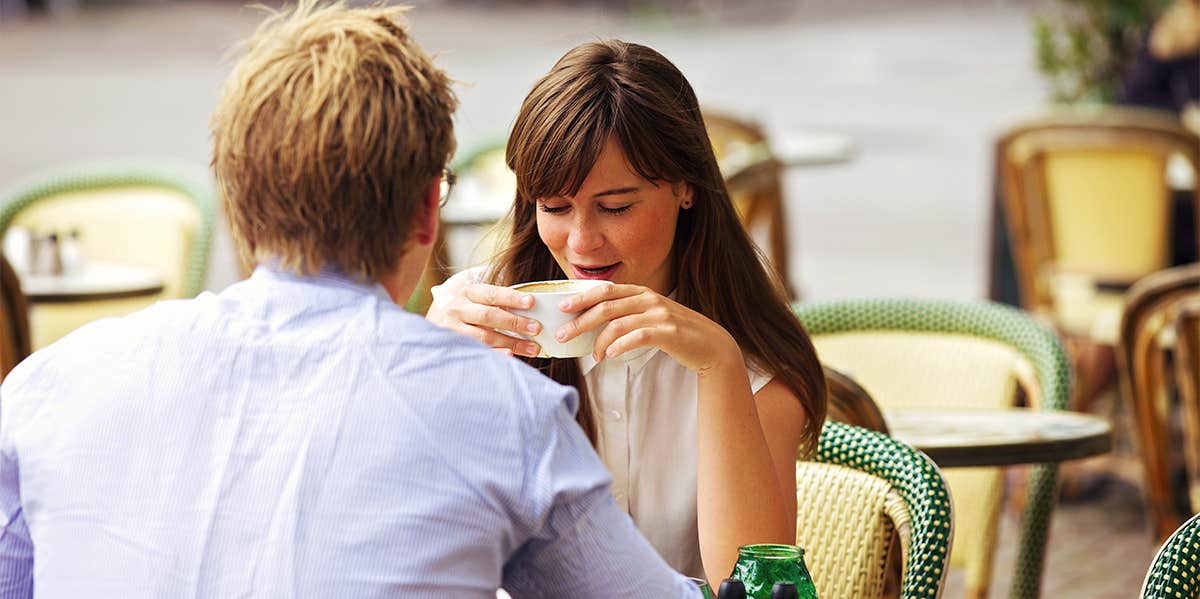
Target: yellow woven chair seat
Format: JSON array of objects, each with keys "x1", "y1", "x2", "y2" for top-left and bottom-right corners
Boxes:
[
  {"x1": 0, "y1": 163, "x2": 216, "y2": 349},
  {"x1": 28, "y1": 297, "x2": 161, "y2": 350},
  {"x1": 999, "y1": 108, "x2": 1199, "y2": 349},
  {"x1": 808, "y1": 422, "x2": 954, "y2": 598},
  {"x1": 813, "y1": 332, "x2": 1023, "y2": 410},
  {"x1": 13, "y1": 188, "x2": 198, "y2": 299},
  {"x1": 796, "y1": 299, "x2": 1073, "y2": 599},
  {"x1": 816, "y1": 331, "x2": 1016, "y2": 592},
  {"x1": 796, "y1": 461, "x2": 906, "y2": 599},
  {"x1": 1048, "y1": 274, "x2": 1125, "y2": 345}
]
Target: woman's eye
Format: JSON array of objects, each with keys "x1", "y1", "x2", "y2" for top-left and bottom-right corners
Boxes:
[
  {"x1": 600, "y1": 204, "x2": 631, "y2": 215},
  {"x1": 537, "y1": 203, "x2": 568, "y2": 214}
]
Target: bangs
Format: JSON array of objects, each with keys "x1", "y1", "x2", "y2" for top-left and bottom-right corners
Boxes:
[{"x1": 507, "y1": 79, "x2": 682, "y2": 204}]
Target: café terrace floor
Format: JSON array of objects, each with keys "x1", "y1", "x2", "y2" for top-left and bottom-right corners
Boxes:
[{"x1": 0, "y1": 0, "x2": 1168, "y2": 595}]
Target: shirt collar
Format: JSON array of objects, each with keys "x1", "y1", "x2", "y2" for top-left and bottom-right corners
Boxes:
[
  {"x1": 578, "y1": 345, "x2": 660, "y2": 377},
  {"x1": 252, "y1": 261, "x2": 394, "y2": 304}
]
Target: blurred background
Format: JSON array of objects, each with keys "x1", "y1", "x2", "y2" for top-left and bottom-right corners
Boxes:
[
  {"x1": 2, "y1": 1, "x2": 1198, "y2": 597},
  {"x1": 0, "y1": 0, "x2": 1048, "y2": 298}
]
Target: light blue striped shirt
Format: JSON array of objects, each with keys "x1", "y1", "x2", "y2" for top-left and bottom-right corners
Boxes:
[{"x1": 0, "y1": 265, "x2": 700, "y2": 598}]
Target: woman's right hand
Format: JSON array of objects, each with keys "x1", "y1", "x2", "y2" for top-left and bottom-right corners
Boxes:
[{"x1": 426, "y1": 282, "x2": 544, "y2": 357}]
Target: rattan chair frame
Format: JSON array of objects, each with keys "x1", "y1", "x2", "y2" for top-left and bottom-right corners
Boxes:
[
  {"x1": 1117, "y1": 264, "x2": 1200, "y2": 541},
  {"x1": 794, "y1": 298, "x2": 1071, "y2": 599},
  {"x1": 814, "y1": 421, "x2": 953, "y2": 599},
  {"x1": 0, "y1": 161, "x2": 217, "y2": 298},
  {"x1": 702, "y1": 110, "x2": 793, "y2": 298},
  {"x1": 998, "y1": 108, "x2": 1200, "y2": 316},
  {"x1": 1174, "y1": 298, "x2": 1200, "y2": 519}
]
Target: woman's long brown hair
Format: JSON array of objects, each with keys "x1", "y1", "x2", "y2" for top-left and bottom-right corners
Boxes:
[{"x1": 489, "y1": 40, "x2": 827, "y2": 454}]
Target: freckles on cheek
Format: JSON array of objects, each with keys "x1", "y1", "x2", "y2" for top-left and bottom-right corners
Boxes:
[{"x1": 535, "y1": 216, "x2": 559, "y2": 252}]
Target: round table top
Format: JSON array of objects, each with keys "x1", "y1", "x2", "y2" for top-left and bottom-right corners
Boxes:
[
  {"x1": 884, "y1": 407, "x2": 1112, "y2": 468},
  {"x1": 20, "y1": 262, "x2": 165, "y2": 303},
  {"x1": 774, "y1": 130, "x2": 856, "y2": 167}
]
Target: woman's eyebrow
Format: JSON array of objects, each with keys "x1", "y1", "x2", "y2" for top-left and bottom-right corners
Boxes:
[{"x1": 591, "y1": 186, "x2": 639, "y2": 198}]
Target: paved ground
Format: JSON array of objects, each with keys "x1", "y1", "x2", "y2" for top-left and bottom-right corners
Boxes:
[{"x1": 0, "y1": 1, "x2": 1165, "y2": 596}]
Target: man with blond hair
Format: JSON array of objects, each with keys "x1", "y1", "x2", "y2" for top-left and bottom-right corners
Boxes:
[{"x1": 0, "y1": 3, "x2": 700, "y2": 597}]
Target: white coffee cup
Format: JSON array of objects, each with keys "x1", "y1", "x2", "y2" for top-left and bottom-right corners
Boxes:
[{"x1": 509, "y1": 279, "x2": 612, "y2": 358}]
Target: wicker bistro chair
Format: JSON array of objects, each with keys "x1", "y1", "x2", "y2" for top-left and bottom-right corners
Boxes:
[
  {"x1": 702, "y1": 110, "x2": 793, "y2": 298},
  {"x1": 0, "y1": 254, "x2": 30, "y2": 381},
  {"x1": 1116, "y1": 264, "x2": 1200, "y2": 541},
  {"x1": 798, "y1": 421, "x2": 952, "y2": 599},
  {"x1": 0, "y1": 162, "x2": 216, "y2": 348},
  {"x1": 998, "y1": 108, "x2": 1199, "y2": 350},
  {"x1": 794, "y1": 299, "x2": 1072, "y2": 599},
  {"x1": 1176, "y1": 298, "x2": 1200, "y2": 519},
  {"x1": 825, "y1": 365, "x2": 889, "y2": 435},
  {"x1": 1142, "y1": 512, "x2": 1200, "y2": 599}
]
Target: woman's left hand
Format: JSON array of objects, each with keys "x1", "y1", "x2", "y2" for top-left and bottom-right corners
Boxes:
[{"x1": 556, "y1": 284, "x2": 740, "y2": 375}]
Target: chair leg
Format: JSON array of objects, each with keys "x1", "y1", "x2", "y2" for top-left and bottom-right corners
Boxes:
[
  {"x1": 1007, "y1": 463, "x2": 1059, "y2": 599},
  {"x1": 765, "y1": 186, "x2": 794, "y2": 299}
]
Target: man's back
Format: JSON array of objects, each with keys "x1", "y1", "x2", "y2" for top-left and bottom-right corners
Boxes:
[{"x1": 0, "y1": 267, "x2": 696, "y2": 598}]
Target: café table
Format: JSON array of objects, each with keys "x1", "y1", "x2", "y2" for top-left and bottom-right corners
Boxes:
[
  {"x1": 774, "y1": 129, "x2": 856, "y2": 167},
  {"x1": 886, "y1": 406, "x2": 1111, "y2": 599},
  {"x1": 884, "y1": 407, "x2": 1112, "y2": 468},
  {"x1": 20, "y1": 262, "x2": 164, "y2": 304}
]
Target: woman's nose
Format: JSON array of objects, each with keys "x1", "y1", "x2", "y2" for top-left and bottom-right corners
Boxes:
[{"x1": 566, "y1": 215, "x2": 604, "y2": 254}]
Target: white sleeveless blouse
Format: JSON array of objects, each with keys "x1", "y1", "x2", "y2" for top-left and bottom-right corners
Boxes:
[{"x1": 432, "y1": 270, "x2": 773, "y2": 579}]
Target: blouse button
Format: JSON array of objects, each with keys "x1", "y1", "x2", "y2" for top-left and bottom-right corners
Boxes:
[{"x1": 608, "y1": 409, "x2": 623, "y2": 421}]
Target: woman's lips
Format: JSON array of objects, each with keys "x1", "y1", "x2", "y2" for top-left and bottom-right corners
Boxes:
[{"x1": 571, "y1": 263, "x2": 619, "y2": 280}]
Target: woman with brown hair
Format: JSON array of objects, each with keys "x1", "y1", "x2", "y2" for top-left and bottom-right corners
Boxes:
[{"x1": 427, "y1": 39, "x2": 826, "y2": 582}]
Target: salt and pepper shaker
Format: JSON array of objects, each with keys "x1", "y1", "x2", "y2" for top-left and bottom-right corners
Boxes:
[
  {"x1": 770, "y1": 582, "x2": 799, "y2": 599},
  {"x1": 59, "y1": 229, "x2": 83, "y2": 274},
  {"x1": 717, "y1": 579, "x2": 746, "y2": 599},
  {"x1": 41, "y1": 233, "x2": 63, "y2": 276}
]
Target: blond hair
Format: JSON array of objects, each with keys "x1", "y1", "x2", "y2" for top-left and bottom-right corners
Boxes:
[{"x1": 211, "y1": 1, "x2": 457, "y2": 281}]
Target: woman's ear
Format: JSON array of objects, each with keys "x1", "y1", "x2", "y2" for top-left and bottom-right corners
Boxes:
[{"x1": 674, "y1": 182, "x2": 694, "y2": 209}]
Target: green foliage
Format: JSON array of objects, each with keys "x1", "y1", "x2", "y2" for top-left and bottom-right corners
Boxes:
[{"x1": 1033, "y1": 0, "x2": 1170, "y2": 103}]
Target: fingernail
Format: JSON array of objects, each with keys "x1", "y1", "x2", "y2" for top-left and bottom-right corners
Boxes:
[
  {"x1": 558, "y1": 299, "x2": 572, "y2": 311},
  {"x1": 524, "y1": 343, "x2": 539, "y2": 357},
  {"x1": 500, "y1": 349, "x2": 513, "y2": 357},
  {"x1": 606, "y1": 346, "x2": 616, "y2": 357},
  {"x1": 525, "y1": 321, "x2": 540, "y2": 334},
  {"x1": 555, "y1": 328, "x2": 567, "y2": 342},
  {"x1": 520, "y1": 295, "x2": 534, "y2": 308}
]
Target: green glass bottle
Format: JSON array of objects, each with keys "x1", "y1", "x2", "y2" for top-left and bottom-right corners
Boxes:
[
  {"x1": 687, "y1": 577, "x2": 714, "y2": 599},
  {"x1": 729, "y1": 544, "x2": 818, "y2": 599}
]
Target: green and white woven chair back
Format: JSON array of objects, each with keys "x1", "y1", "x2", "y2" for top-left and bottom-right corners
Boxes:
[
  {"x1": 817, "y1": 421, "x2": 952, "y2": 599},
  {"x1": 794, "y1": 298, "x2": 1070, "y2": 411},
  {"x1": 795, "y1": 299, "x2": 1072, "y2": 599},
  {"x1": 0, "y1": 161, "x2": 217, "y2": 298},
  {"x1": 1143, "y1": 512, "x2": 1200, "y2": 599}
]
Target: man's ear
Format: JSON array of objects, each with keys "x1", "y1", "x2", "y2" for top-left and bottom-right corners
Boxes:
[{"x1": 413, "y1": 176, "x2": 440, "y2": 246}]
